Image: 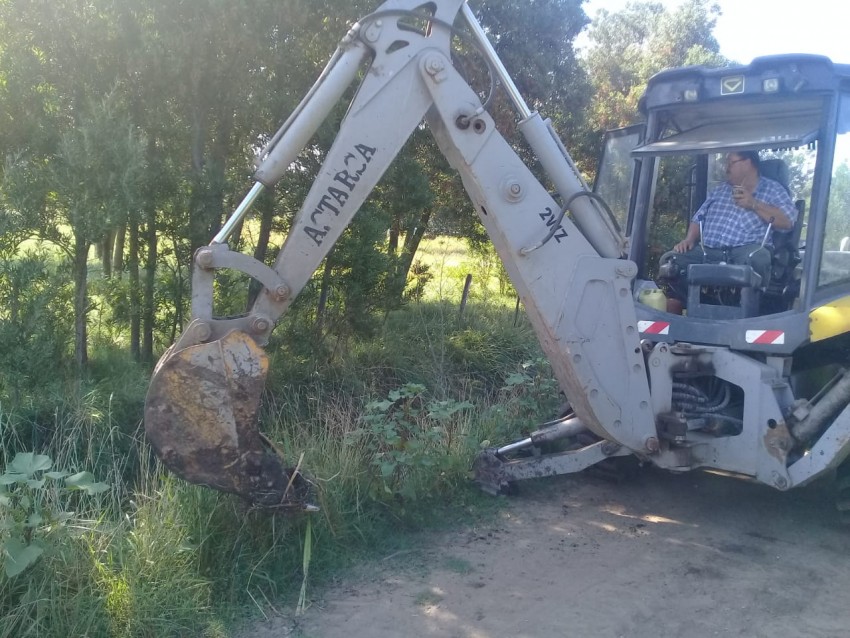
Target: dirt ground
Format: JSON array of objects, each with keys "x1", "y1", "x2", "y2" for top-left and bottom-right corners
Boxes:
[{"x1": 246, "y1": 467, "x2": 850, "y2": 638}]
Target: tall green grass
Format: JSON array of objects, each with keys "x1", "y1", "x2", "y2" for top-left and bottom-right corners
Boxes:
[{"x1": 0, "y1": 255, "x2": 559, "y2": 636}]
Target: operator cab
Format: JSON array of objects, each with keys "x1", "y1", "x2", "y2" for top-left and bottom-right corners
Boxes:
[{"x1": 596, "y1": 54, "x2": 850, "y2": 354}]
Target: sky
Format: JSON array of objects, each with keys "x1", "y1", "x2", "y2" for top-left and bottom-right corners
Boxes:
[{"x1": 580, "y1": 0, "x2": 850, "y2": 64}]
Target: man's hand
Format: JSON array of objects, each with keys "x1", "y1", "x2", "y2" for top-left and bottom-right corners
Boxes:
[
  {"x1": 733, "y1": 186, "x2": 755, "y2": 210},
  {"x1": 673, "y1": 238, "x2": 694, "y2": 253},
  {"x1": 673, "y1": 222, "x2": 700, "y2": 253}
]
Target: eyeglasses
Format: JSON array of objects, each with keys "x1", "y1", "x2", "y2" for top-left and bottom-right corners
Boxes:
[{"x1": 725, "y1": 157, "x2": 748, "y2": 167}]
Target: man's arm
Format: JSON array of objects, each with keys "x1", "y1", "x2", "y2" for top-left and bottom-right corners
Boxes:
[
  {"x1": 673, "y1": 222, "x2": 701, "y2": 253},
  {"x1": 733, "y1": 182, "x2": 796, "y2": 230},
  {"x1": 735, "y1": 192, "x2": 794, "y2": 229},
  {"x1": 753, "y1": 199, "x2": 793, "y2": 230}
]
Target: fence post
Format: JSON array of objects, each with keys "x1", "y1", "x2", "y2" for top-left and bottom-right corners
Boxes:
[{"x1": 458, "y1": 274, "x2": 473, "y2": 319}]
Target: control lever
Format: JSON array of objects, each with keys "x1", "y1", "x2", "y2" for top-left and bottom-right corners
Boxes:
[
  {"x1": 697, "y1": 213, "x2": 707, "y2": 260},
  {"x1": 761, "y1": 216, "x2": 776, "y2": 247}
]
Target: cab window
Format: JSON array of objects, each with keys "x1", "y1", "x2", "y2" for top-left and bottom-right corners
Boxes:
[{"x1": 819, "y1": 93, "x2": 850, "y2": 288}]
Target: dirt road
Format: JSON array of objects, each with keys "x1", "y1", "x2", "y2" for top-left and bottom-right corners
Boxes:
[{"x1": 251, "y1": 468, "x2": 850, "y2": 638}]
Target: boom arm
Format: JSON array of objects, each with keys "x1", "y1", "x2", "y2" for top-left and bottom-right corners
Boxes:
[{"x1": 145, "y1": 0, "x2": 656, "y2": 506}]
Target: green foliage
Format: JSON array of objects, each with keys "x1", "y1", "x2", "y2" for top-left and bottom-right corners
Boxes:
[
  {"x1": 641, "y1": 155, "x2": 692, "y2": 277},
  {"x1": 458, "y1": 240, "x2": 514, "y2": 298},
  {"x1": 1, "y1": 0, "x2": 598, "y2": 369},
  {"x1": 826, "y1": 161, "x2": 850, "y2": 248},
  {"x1": 0, "y1": 292, "x2": 561, "y2": 636},
  {"x1": 88, "y1": 480, "x2": 217, "y2": 637},
  {"x1": 480, "y1": 358, "x2": 562, "y2": 444},
  {"x1": 345, "y1": 384, "x2": 474, "y2": 502},
  {"x1": 327, "y1": 208, "x2": 397, "y2": 338},
  {"x1": 0, "y1": 251, "x2": 74, "y2": 403},
  {"x1": 583, "y1": 0, "x2": 726, "y2": 154},
  {"x1": 404, "y1": 260, "x2": 434, "y2": 302},
  {"x1": 474, "y1": 0, "x2": 591, "y2": 141},
  {"x1": 0, "y1": 453, "x2": 108, "y2": 578},
  {"x1": 446, "y1": 325, "x2": 536, "y2": 386}
]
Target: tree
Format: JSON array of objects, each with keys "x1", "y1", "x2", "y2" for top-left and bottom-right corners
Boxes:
[
  {"x1": 5, "y1": 94, "x2": 146, "y2": 370},
  {"x1": 581, "y1": 1, "x2": 725, "y2": 272},
  {"x1": 583, "y1": 0, "x2": 725, "y2": 135},
  {"x1": 0, "y1": 0, "x2": 150, "y2": 369},
  {"x1": 0, "y1": 0, "x2": 598, "y2": 362},
  {"x1": 826, "y1": 161, "x2": 850, "y2": 249}
]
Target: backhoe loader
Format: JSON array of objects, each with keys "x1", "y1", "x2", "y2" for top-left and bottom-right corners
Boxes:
[{"x1": 144, "y1": 0, "x2": 850, "y2": 516}]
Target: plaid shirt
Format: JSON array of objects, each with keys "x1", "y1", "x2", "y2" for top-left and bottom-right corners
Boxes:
[{"x1": 692, "y1": 177, "x2": 797, "y2": 248}]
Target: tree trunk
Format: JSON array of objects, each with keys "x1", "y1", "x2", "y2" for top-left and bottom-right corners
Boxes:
[
  {"x1": 316, "y1": 250, "x2": 335, "y2": 333},
  {"x1": 128, "y1": 217, "x2": 141, "y2": 361},
  {"x1": 205, "y1": 110, "x2": 235, "y2": 243},
  {"x1": 112, "y1": 223, "x2": 126, "y2": 277},
  {"x1": 170, "y1": 236, "x2": 185, "y2": 345},
  {"x1": 73, "y1": 232, "x2": 89, "y2": 371},
  {"x1": 101, "y1": 230, "x2": 114, "y2": 278},
  {"x1": 142, "y1": 136, "x2": 158, "y2": 362},
  {"x1": 188, "y1": 107, "x2": 210, "y2": 259},
  {"x1": 247, "y1": 192, "x2": 276, "y2": 310},
  {"x1": 388, "y1": 218, "x2": 400, "y2": 256},
  {"x1": 392, "y1": 209, "x2": 432, "y2": 301},
  {"x1": 142, "y1": 206, "x2": 157, "y2": 362},
  {"x1": 228, "y1": 218, "x2": 244, "y2": 249}
]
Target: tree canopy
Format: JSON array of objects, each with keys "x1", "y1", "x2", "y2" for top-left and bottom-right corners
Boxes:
[{"x1": 583, "y1": 0, "x2": 725, "y2": 134}]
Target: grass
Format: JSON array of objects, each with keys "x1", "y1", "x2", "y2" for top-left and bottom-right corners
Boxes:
[
  {"x1": 0, "y1": 399, "x2": 229, "y2": 637},
  {"x1": 414, "y1": 235, "x2": 512, "y2": 304},
  {"x1": 0, "y1": 236, "x2": 558, "y2": 637}
]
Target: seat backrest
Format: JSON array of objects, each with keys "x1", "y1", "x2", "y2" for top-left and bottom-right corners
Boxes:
[
  {"x1": 764, "y1": 198, "x2": 805, "y2": 312},
  {"x1": 772, "y1": 199, "x2": 805, "y2": 250},
  {"x1": 760, "y1": 158, "x2": 791, "y2": 194},
  {"x1": 761, "y1": 158, "x2": 800, "y2": 275}
]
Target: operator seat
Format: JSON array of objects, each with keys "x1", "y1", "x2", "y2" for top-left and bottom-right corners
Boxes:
[
  {"x1": 686, "y1": 158, "x2": 795, "y2": 319},
  {"x1": 758, "y1": 159, "x2": 804, "y2": 312}
]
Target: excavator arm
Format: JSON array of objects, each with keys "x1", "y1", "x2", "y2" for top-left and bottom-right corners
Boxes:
[{"x1": 144, "y1": 0, "x2": 657, "y2": 507}]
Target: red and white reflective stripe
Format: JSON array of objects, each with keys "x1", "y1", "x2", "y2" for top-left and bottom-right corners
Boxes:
[
  {"x1": 745, "y1": 329, "x2": 785, "y2": 345},
  {"x1": 638, "y1": 321, "x2": 670, "y2": 335}
]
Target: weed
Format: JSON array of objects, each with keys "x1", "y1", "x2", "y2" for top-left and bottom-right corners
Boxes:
[
  {"x1": 344, "y1": 384, "x2": 474, "y2": 503},
  {"x1": 0, "y1": 452, "x2": 108, "y2": 577},
  {"x1": 480, "y1": 358, "x2": 563, "y2": 445}
]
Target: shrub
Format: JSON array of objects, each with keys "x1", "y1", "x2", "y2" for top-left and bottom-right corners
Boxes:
[{"x1": 345, "y1": 384, "x2": 474, "y2": 502}]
